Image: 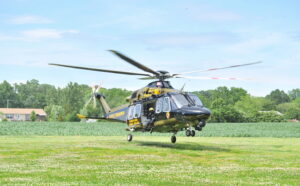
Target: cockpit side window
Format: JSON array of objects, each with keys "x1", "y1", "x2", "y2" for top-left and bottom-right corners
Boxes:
[{"x1": 187, "y1": 94, "x2": 203, "y2": 107}]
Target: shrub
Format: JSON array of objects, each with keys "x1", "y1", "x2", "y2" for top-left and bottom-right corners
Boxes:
[
  {"x1": 253, "y1": 111, "x2": 285, "y2": 122},
  {"x1": 30, "y1": 111, "x2": 37, "y2": 122},
  {"x1": 210, "y1": 106, "x2": 247, "y2": 123}
]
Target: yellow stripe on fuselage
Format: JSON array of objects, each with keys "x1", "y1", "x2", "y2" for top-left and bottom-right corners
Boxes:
[
  {"x1": 128, "y1": 118, "x2": 140, "y2": 126},
  {"x1": 108, "y1": 111, "x2": 125, "y2": 119}
]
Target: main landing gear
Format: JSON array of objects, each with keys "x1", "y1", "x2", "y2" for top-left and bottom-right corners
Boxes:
[{"x1": 186, "y1": 129, "x2": 195, "y2": 137}]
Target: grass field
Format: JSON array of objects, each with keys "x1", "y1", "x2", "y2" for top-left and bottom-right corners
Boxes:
[
  {"x1": 0, "y1": 122, "x2": 300, "y2": 137},
  {"x1": 0, "y1": 136, "x2": 299, "y2": 185},
  {"x1": 0, "y1": 122, "x2": 299, "y2": 185}
]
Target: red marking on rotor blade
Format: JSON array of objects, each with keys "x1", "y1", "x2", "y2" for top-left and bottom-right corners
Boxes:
[{"x1": 212, "y1": 77, "x2": 219, "y2": 79}]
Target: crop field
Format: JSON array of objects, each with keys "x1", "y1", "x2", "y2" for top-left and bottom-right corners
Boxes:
[
  {"x1": 0, "y1": 122, "x2": 299, "y2": 185},
  {"x1": 0, "y1": 121, "x2": 300, "y2": 137}
]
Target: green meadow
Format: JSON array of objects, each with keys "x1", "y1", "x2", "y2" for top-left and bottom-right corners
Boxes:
[
  {"x1": 0, "y1": 122, "x2": 299, "y2": 185},
  {"x1": 0, "y1": 122, "x2": 299, "y2": 137}
]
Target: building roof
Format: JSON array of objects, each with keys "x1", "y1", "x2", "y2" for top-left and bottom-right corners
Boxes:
[{"x1": 0, "y1": 108, "x2": 46, "y2": 116}]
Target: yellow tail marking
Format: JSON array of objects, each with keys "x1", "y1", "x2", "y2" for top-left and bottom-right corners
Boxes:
[
  {"x1": 108, "y1": 111, "x2": 125, "y2": 119},
  {"x1": 77, "y1": 114, "x2": 87, "y2": 119}
]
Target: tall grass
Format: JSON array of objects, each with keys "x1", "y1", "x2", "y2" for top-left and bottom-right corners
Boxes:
[{"x1": 0, "y1": 122, "x2": 299, "y2": 137}]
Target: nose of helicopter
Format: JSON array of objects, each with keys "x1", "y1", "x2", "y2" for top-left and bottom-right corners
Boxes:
[{"x1": 180, "y1": 107, "x2": 211, "y2": 120}]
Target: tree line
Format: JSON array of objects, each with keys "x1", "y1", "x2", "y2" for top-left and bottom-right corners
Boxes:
[{"x1": 0, "y1": 80, "x2": 299, "y2": 122}]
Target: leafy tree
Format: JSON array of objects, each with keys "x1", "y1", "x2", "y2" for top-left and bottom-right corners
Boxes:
[
  {"x1": 193, "y1": 87, "x2": 248, "y2": 109},
  {"x1": 211, "y1": 98, "x2": 227, "y2": 109},
  {"x1": 0, "y1": 112, "x2": 4, "y2": 121},
  {"x1": 0, "y1": 81, "x2": 17, "y2": 108},
  {"x1": 30, "y1": 111, "x2": 36, "y2": 122},
  {"x1": 228, "y1": 87, "x2": 249, "y2": 104},
  {"x1": 100, "y1": 88, "x2": 132, "y2": 108},
  {"x1": 59, "y1": 82, "x2": 90, "y2": 120},
  {"x1": 277, "y1": 98, "x2": 300, "y2": 120},
  {"x1": 288, "y1": 89, "x2": 300, "y2": 101},
  {"x1": 266, "y1": 89, "x2": 290, "y2": 105},
  {"x1": 192, "y1": 90, "x2": 214, "y2": 108},
  {"x1": 45, "y1": 105, "x2": 65, "y2": 121}
]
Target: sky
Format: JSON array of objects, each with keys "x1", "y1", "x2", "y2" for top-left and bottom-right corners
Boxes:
[{"x1": 0, "y1": 0, "x2": 300, "y2": 96}]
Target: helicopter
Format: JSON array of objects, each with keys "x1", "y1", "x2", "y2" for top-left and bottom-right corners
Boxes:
[{"x1": 49, "y1": 50, "x2": 261, "y2": 143}]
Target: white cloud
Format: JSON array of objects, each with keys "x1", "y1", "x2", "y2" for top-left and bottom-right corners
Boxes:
[
  {"x1": 0, "y1": 29, "x2": 79, "y2": 41},
  {"x1": 21, "y1": 29, "x2": 78, "y2": 40},
  {"x1": 0, "y1": 34, "x2": 19, "y2": 40},
  {"x1": 132, "y1": 32, "x2": 239, "y2": 49},
  {"x1": 9, "y1": 15, "x2": 53, "y2": 24},
  {"x1": 184, "y1": 4, "x2": 241, "y2": 21}
]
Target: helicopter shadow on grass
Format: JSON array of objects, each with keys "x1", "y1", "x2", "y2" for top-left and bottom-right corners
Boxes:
[{"x1": 135, "y1": 141, "x2": 230, "y2": 152}]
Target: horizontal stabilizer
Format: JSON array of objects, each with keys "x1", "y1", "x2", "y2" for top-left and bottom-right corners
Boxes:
[
  {"x1": 76, "y1": 114, "x2": 121, "y2": 122},
  {"x1": 76, "y1": 114, "x2": 106, "y2": 120}
]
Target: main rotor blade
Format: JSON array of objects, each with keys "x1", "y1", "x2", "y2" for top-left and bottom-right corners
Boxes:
[
  {"x1": 139, "y1": 76, "x2": 158, "y2": 80},
  {"x1": 177, "y1": 75, "x2": 252, "y2": 81},
  {"x1": 49, "y1": 63, "x2": 151, "y2": 76},
  {"x1": 108, "y1": 50, "x2": 160, "y2": 76},
  {"x1": 179, "y1": 61, "x2": 262, "y2": 75}
]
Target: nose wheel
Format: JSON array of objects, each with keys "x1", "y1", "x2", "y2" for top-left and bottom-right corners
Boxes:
[
  {"x1": 127, "y1": 134, "x2": 133, "y2": 142},
  {"x1": 171, "y1": 135, "x2": 176, "y2": 143},
  {"x1": 196, "y1": 120, "x2": 206, "y2": 131}
]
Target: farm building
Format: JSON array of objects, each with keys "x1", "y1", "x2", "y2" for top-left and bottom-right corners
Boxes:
[{"x1": 0, "y1": 108, "x2": 47, "y2": 121}]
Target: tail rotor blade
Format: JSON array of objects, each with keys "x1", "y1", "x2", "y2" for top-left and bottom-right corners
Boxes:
[
  {"x1": 84, "y1": 97, "x2": 93, "y2": 108},
  {"x1": 93, "y1": 96, "x2": 96, "y2": 108}
]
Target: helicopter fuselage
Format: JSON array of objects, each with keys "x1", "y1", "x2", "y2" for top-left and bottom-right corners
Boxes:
[{"x1": 104, "y1": 91, "x2": 211, "y2": 133}]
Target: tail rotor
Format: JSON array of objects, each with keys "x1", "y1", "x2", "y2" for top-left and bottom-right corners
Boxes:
[{"x1": 85, "y1": 84, "x2": 102, "y2": 109}]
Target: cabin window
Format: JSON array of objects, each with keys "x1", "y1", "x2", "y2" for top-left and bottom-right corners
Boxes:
[
  {"x1": 134, "y1": 104, "x2": 142, "y2": 118},
  {"x1": 162, "y1": 97, "x2": 171, "y2": 112},
  {"x1": 128, "y1": 106, "x2": 134, "y2": 120},
  {"x1": 155, "y1": 98, "x2": 163, "y2": 113}
]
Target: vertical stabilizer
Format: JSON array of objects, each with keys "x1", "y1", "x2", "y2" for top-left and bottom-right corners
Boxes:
[{"x1": 95, "y1": 93, "x2": 111, "y2": 114}]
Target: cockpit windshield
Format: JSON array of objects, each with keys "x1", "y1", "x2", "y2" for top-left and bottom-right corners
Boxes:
[
  {"x1": 171, "y1": 93, "x2": 203, "y2": 108},
  {"x1": 171, "y1": 94, "x2": 190, "y2": 108}
]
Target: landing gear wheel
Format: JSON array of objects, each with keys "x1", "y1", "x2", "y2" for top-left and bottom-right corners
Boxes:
[
  {"x1": 171, "y1": 136, "x2": 176, "y2": 143},
  {"x1": 195, "y1": 126, "x2": 202, "y2": 131},
  {"x1": 191, "y1": 130, "x2": 195, "y2": 137},
  {"x1": 127, "y1": 134, "x2": 133, "y2": 142},
  {"x1": 185, "y1": 130, "x2": 191, "y2": 137}
]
